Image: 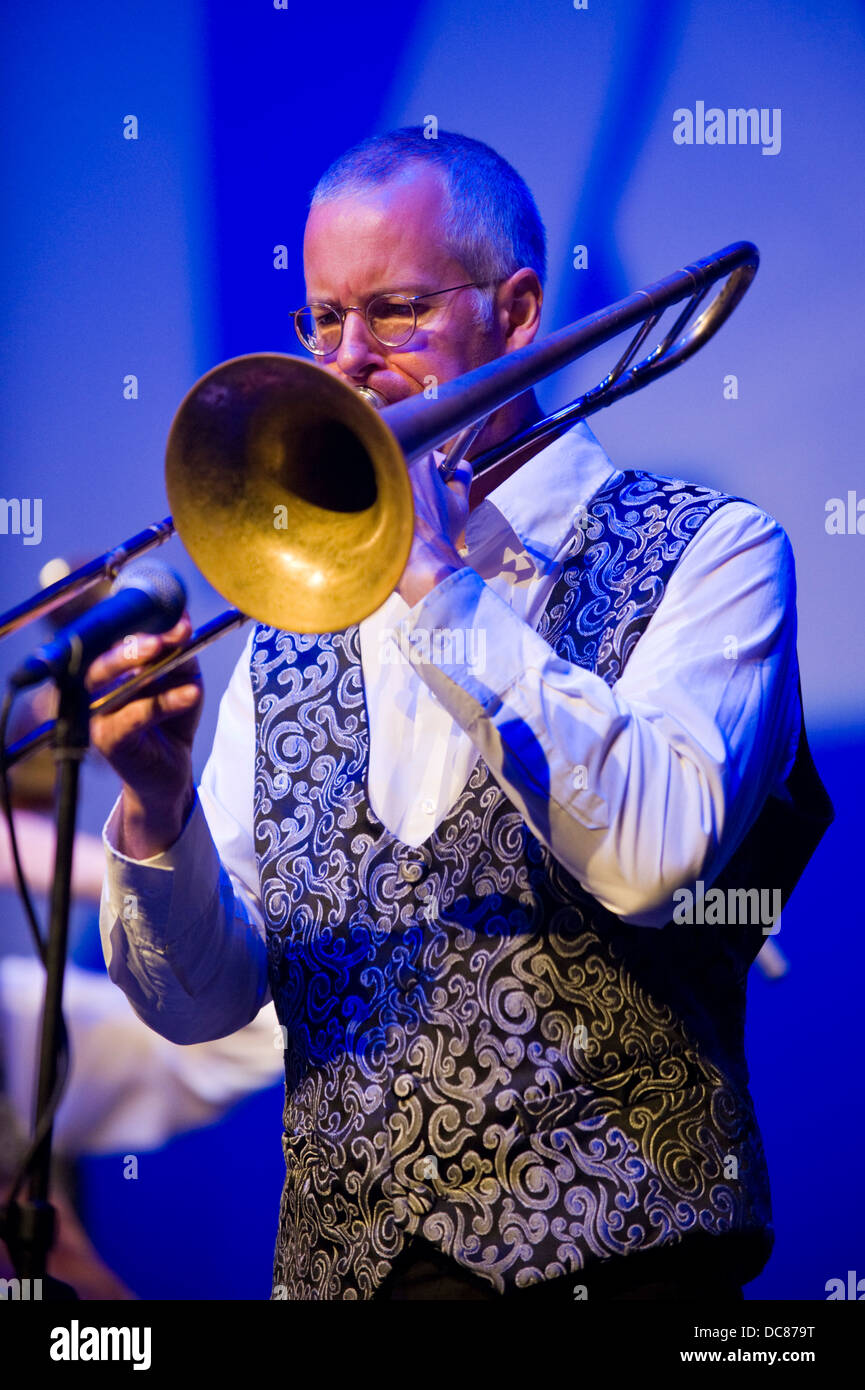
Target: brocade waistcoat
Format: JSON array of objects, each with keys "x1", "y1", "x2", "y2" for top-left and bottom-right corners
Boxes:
[{"x1": 251, "y1": 469, "x2": 832, "y2": 1300}]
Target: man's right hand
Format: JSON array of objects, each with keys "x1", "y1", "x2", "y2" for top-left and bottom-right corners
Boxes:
[{"x1": 87, "y1": 613, "x2": 204, "y2": 860}]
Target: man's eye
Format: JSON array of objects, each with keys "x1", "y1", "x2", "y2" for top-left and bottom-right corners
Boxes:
[
  {"x1": 305, "y1": 307, "x2": 338, "y2": 332},
  {"x1": 376, "y1": 300, "x2": 414, "y2": 320}
]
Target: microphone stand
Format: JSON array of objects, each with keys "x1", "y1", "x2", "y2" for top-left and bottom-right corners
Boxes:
[{"x1": 0, "y1": 671, "x2": 88, "y2": 1299}]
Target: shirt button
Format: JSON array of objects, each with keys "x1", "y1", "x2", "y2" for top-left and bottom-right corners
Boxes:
[
  {"x1": 399, "y1": 861, "x2": 423, "y2": 883},
  {"x1": 421, "y1": 798, "x2": 435, "y2": 815}
]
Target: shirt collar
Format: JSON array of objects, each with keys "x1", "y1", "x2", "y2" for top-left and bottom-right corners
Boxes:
[{"x1": 462, "y1": 419, "x2": 618, "y2": 571}]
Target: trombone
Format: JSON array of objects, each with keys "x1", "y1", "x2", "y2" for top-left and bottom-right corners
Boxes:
[{"x1": 1, "y1": 240, "x2": 758, "y2": 768}]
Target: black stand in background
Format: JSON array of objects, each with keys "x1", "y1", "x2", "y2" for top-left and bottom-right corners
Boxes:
[{"x1": 0, "y1": 674, "x2": 89, "y2": 1299}]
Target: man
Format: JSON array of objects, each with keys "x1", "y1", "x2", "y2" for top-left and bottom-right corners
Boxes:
[{"x1": 93, "y1": 128, "x2": 831, "y2": 1300}]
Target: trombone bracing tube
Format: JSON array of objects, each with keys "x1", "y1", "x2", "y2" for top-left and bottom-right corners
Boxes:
[{"x1": 384, "y1": 241, "x2": 758, "y2": 463}]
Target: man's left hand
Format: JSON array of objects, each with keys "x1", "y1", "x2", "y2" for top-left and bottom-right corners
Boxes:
[{"x1": 396, "y1": 453, "x2": 471, "y2": 607}]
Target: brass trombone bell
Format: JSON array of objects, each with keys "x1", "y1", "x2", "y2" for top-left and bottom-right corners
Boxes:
[{"x1": 165, "y1": 355, "x2": 414, "y2": 633}]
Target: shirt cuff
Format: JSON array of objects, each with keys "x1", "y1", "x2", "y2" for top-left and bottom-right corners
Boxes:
[
  {"x1": 396, "y1": 566, "x2": 611, "y2": 837},
  {"x1": 101, "y1": 791, "x2": 222, "y2": 949},
  {"x1": 397, "y1": 565, "x2": 563, "y2": 711}
]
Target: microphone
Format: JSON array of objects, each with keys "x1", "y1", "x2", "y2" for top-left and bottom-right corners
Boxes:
[{"x1": 9, "y1": 563, "x2": 187, "y2": 689}]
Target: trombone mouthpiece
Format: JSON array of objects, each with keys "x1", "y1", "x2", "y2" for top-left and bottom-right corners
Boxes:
[{"x1": 356, "y1": 385, "x2": 386, "y2": 410}]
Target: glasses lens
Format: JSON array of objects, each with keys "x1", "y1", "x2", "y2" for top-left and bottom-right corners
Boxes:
[
  {"x1": 368, "y1": 295, "x2": 416, "y2": 346},
  {"x1": 296, "y1": 304, "x2": 342, "y2": 354}
]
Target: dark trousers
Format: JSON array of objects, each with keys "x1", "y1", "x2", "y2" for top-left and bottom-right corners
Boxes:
[{"x1": 372, "y1": 1235, "x2": 745, "y2": 1302}]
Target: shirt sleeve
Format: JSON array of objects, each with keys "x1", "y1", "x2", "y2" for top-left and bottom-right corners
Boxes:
[
  {"x1": 397, "y1": 501, "x2": 801, "y2": 927},
  {"x1": 98, "y1": 626, "x2": 272, "y2": 1043}
]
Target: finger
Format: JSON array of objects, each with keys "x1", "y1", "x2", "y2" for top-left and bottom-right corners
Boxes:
[
  {"x1": 143, "y1": 613, "x2": 194, "y2": 658},
  {"x1": 91, "y1": 662, "x2": 202, "y2": 726},
  {"x1": 410, "y1": 452, "x2": 471, "y2": 504},
  {"x1": 159, "y1": 613, "x2": 193, "y2": 644},
  {"x1": 407, "y1": 451, "x2": 438, "y2": 485},
  {"x1": 150, "y1": 682, "x2": 202, "y2": 720},
  {"x1": 91, "y1": 680, "x2": 202, "y2": 745},
  {"x1": 444, "y1": 458, "x2": 473, "y2": 497},
  {"x1": 124, "y1": 661, "x2": 202, "y2": 705},
  {"x1": 85, "y1": 634, "x2": 160, "y2": 689},
  {"x1": 85, "y1": 613, "x2": 193, "y2": 689}
]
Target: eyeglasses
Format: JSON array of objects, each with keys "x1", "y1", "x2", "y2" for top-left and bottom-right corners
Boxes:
[{"x1": 293, "y1": 281, "x2": 491, "y2": 355}]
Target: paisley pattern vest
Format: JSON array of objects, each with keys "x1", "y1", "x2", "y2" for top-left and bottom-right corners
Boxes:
[{"x1": 251, "y1": 469, "x2": 832, "y2": 1300}]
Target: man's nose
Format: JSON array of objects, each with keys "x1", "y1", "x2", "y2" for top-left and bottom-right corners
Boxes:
[{"x1": 334, "y1": 308, "x2": 384, "y2": 374}]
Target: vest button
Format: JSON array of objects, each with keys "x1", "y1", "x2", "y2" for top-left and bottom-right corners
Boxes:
[
  {"x1": 395, "y1": 1072, "x2": 417, "y2": 1096},
  {"x1": 399, "y1": 861, "x2": 424, "y2": 882}
]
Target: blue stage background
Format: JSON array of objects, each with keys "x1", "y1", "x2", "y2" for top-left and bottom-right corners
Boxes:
[{"x1": 0, "y1": 0, "x2": 862, "y2": 1300}]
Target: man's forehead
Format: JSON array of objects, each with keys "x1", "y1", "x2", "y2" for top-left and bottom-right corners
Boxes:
[
  {"x1": 309, "y1": 162, "x2": 447, "y2": 222},
  {"x1": 303, "y1": 166, "x2": 454, "y2": 289}
]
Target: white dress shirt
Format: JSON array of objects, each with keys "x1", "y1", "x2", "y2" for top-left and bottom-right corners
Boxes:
[{"x1": 98, "y1": 420, "x2": 801, "y2": 1045}]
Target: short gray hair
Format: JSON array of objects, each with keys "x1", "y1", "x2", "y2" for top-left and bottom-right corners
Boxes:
[{"x1": 309, "y1": 127, "x2": 546, "y2": 324}]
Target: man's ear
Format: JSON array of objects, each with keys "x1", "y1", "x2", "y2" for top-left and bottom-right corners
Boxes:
[{"x1": 497, "y1": 268, "x2": 543, "y2": 353}]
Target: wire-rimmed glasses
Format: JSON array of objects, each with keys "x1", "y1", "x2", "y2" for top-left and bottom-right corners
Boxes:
[{"x1": 293, "y1": 281, "x2": 490, "y2": 355}]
